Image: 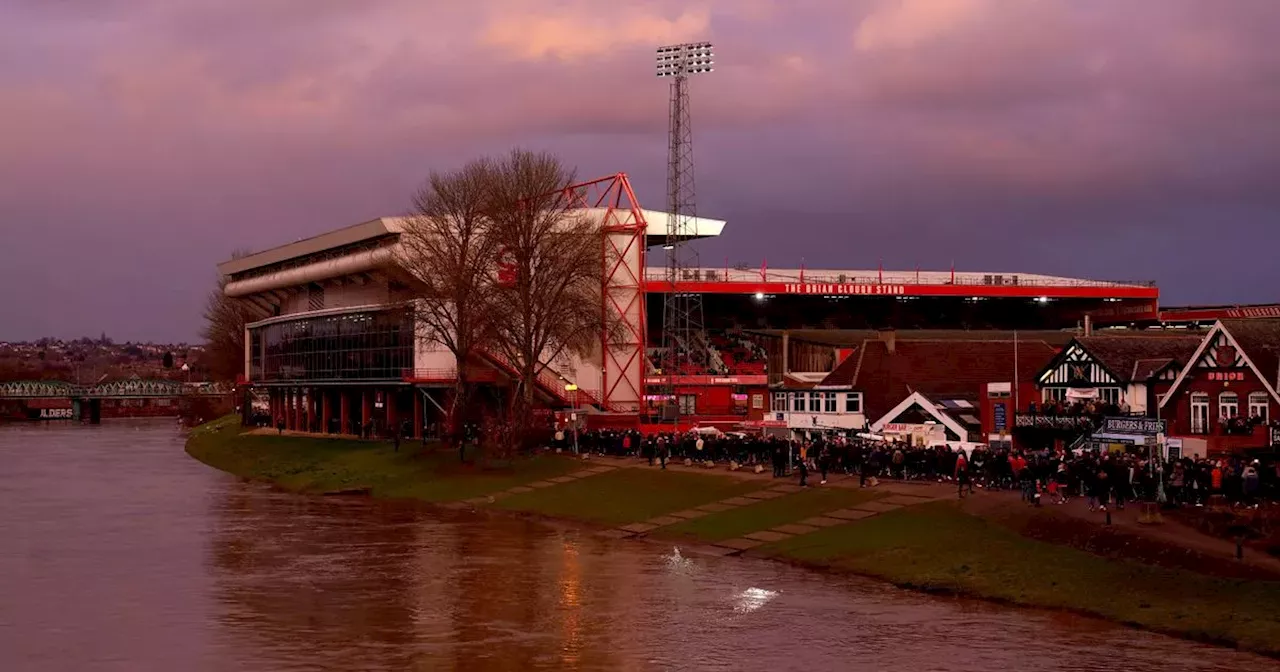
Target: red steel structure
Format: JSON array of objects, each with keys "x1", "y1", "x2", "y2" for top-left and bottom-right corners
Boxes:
[{"x1": 561, "y1": 173, "x2": 649, "y2": 412}]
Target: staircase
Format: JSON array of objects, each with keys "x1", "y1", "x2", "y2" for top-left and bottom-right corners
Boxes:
[{"x1": 479, "y1": 349, "x2": 604, "y2": 410}]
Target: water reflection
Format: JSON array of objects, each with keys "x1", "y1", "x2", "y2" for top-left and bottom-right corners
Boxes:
[{"x1": 0, "y1": 422, "x2": 1276, "y2": 672}]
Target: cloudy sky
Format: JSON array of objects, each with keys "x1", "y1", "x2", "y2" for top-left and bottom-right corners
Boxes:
[{"x1": 2, "y1": 0, "x2": 1278, "y2": 342}]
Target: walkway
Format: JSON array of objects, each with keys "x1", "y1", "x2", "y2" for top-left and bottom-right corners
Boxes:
[{"x1": 557, "y1": 456, "x2": 956, "y2": 556}]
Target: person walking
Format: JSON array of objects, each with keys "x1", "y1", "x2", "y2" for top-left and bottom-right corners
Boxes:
[
  {"x1": 955, "y1": 451, "x2": 970, "y2": 499},
  {"x1": 819, "y1": 445, "x2": 830, "y2": 485}
]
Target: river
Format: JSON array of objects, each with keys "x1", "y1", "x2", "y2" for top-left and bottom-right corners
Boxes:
[{"x1": 0, "y1": 420, "x2": 1274, "y2": 671}]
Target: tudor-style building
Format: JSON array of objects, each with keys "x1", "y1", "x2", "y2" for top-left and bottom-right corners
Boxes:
[
  {"x1": 1159, "y1": 319, "x2": 1280, "y2": 455},
  {"x1": 1033, "y1": 334, "x2": 1202, "y2": 416}
]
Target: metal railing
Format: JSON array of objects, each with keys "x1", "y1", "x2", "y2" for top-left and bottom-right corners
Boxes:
[
  {"x1": 645, "y1": 267, "x2": 1155, "y2": 289},
  {"x1": 479, "y1": 350, "x2": 604, "y2": 409},
  {"x1": 400, "y1": 368, "x2": 499, "y2": 383}
]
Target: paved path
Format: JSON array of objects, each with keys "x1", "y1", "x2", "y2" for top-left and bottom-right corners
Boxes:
[
  {"x1": 577, "y1": 457, "x2": 954, "y2": 555},
  {"x1": 437, "y1": 452, "x2": 956, "y2": 554}
]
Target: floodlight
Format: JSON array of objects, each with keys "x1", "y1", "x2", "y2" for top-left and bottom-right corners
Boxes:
[{"x1": 656, "y1": 42, "x2": 716, "y2": 77}]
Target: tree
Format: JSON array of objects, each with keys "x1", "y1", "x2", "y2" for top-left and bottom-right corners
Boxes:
[
  {"x1": 485, "y1": 150, "x2": 609, "y2": 453},
  {"x1": 162, "y1": 351, "x2": 174, "y2": 369},
  {"x1": 200, "y1": 250, "x2": 256, "y2": 382},
  {"x1": 391, "y1": 159, "x2": 503, "y2": 461}
]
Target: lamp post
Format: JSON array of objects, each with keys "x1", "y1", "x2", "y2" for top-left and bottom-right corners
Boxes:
[{"x1": 565, "y1": 384, "x2": 579, "y2": 454}]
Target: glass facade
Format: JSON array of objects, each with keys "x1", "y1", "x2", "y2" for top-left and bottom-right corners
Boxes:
[{"x1": 250, "y1": 309, "x2": 413, "y2": 382}]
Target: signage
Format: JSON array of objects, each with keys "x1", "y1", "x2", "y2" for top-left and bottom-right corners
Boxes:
[
  {"x1": 993, "y1": 403, "x2": 1007, "y2": 432},
  {"x1": 1166, "y1": 438, "x2": 1183, "y2": 461},
  {"x1": 643, "y1": 375, "x2": 768, "y2": 386},
  {"x1": 1087, "y1": 301, "x2": 1159, "y2": 322},
  {"x1": 1015, "y1": 415, "x2": 1094, "y2": 429},
  {"x1": 1102, "y1": 417, "x2": 1166, "y2": 436},
  {"x1": 1206, "y1": 371, "x2": 1245, "y2": 382},
  {"x1": 496, "y1": 246, "x2": 517, "y2": 287},
  {"x1": 1228, "y1": 306, "x2": 1280, "y2": 319},
  {"x1": 1067, "y1": 363, "x2": 1090, "y2": 385},
  {"x1": 1271, "y1": 426, "x2": 1280, "y2": 446},
  {"x1": 38, "y1": 408, "x2": 73, "y2": 420},
  {"x1": 783, "y1": 283, "x2": 907, "y2": 296}
]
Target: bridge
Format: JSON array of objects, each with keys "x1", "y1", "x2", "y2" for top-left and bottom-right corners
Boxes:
[
  {"x1": 0, "y1": 378, "x2": 229, "y2": 400},
  {"x1": 0, "y1": 378, "x2": 231, "y2": 422}
]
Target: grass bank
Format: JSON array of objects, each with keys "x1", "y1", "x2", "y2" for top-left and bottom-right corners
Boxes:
[
  {"x1": 495, "y1": 468, "x2": 763, "y2": 526},
  {"x1": 756, "y1": 502, "x2": 1280, "y2": 656},
  {"x1": 185, "y1": 416, "x2": 583, "y2": 503},
  {"x1": 186, "y1": 417, "x2": 1280, "y2": 657}
]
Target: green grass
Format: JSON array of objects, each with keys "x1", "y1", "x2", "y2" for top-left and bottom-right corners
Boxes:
[
  {"x1": 495, "y1": 468, "x2": 764, "y2": 526},
  {"x1": 662, "y1": 486, "x2": 882, "y2": 541},
  {"x1": 763, "y1": 501, "x2": 1280, "y2": 656},
  {"x1": 185, "y1": 415, "x2": 583, "y2": 502}
]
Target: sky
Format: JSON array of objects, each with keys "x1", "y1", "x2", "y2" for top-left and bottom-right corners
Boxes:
[{"x1": 1, "y1": 0, "x2": 1278, "y2": 342}]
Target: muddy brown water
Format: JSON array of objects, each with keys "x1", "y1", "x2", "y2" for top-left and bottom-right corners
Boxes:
[{"x1": 1, "y1": 420, "x2": 1275, "y2": 671}]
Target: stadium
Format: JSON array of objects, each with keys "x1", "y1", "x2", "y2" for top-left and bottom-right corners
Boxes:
[{"x1": 220, "y1": 172, "x2": 1280, "y2": 457}]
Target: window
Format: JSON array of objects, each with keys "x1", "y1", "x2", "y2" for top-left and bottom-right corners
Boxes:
[
  {"x1": 845, "y1": 392, "x2": 863, "y2": 413},
  {"x1": 1219, "y1": 391, "x2": 1238, "y2": 421},
  {"x1": 1099, "y1": 387, "x2": 1122, "y2": 406},
  {"x1": 774, "y1": 392, "x2": 786, "y2": 412},
  {"x1": 251, "y1": 308, "x2": 413, "y2": 383},
  {"x1": 1248, "y1": 392, "x2": 1268, "y2": 422},
  {"x1": 808, "y1": 392, "x2": 821, "y2": 413},
  {"x1": 824, "y1": 392, "x2": 836, "y2": 413},
  {"x1": 792, "y1": 392, "x2": 805, "y2": 412},
  {"x1": 1190, "y1": 392, "x2": 1209, "y2": 434},
  {"x1": 1043, "y1": 387, "x2": 1066, "y2": 403}
]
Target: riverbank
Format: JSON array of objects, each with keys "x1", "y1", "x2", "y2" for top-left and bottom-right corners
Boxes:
[{"x1": 185, "y1": 417, "x2": 1280, "y2": 657}]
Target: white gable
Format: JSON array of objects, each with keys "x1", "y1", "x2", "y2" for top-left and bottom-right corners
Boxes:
[{"x1": 1039, "y1": 343, "x2": 1117, "y2": 386}]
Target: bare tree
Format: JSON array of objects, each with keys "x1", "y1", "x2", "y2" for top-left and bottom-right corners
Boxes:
[
  {"x1": 391, "y1": 159, "x2": 502, "y2": 459},
  {"x1": 200, "y1": 252, "x2": 256, "y2": 383},
  {"x1": 486, "y1": 150, "x2": 609, "y2": 452}
]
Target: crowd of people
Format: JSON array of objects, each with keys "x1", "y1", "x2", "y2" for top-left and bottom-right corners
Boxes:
[{"x1": 560, "y1": 429, "x2": 1279, "y2": 508}]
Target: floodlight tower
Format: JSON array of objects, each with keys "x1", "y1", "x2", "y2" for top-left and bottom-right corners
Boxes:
[{"x1": 656, "y1": 41, "x2": 714, "y2": 424}]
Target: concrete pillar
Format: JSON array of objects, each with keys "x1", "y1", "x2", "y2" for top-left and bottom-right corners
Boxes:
[
  {"x1": 322, "y1": 390, "x2": 332, "y2": 434},
  {"x1": 340, "y1": 391, "x2": 350, "y2": 436},
  {"x1": 293, "y1": 389, "x2": 303, "y2": 432},
  {"x1": 282, "y1": 390, "x2": 290, "y2": 430},
  {"x1": 413, "y1": 389, "x2": 424, "y2": 439},
  {"x1": 271, "y1": 390, "x2": 280, "y2": 425},
  {"x1": 386, "y1": 388, "x2": 398, "y2": 438},
  {"x1": 362, "y1": 389, "x2": 372, "y2": 438},
  {"x1": 310, "y1": 389, "x2": 319, "y2": 432}
]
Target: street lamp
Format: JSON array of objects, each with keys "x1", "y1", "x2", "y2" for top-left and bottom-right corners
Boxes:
[{"x1": 565, "y1": 384, "x2": 579, "y2": 454}]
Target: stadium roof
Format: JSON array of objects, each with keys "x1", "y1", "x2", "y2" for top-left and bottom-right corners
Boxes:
[{"x1": 218, "y1": 209, "x2": 726, "y2": 277}]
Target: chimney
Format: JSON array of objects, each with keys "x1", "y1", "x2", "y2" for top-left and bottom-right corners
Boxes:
[
  {"x1": 879, "y1": 328, "x2": 896, "y2": 354},
  {"x1": 1083, "y1": 314, "x2": 1093, "y2": 337}
]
